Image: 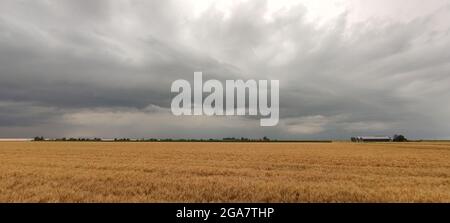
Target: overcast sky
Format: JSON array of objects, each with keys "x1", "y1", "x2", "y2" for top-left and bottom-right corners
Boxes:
[{"x1": 1, "y1": 0, "x2": 450, "y2": 139}]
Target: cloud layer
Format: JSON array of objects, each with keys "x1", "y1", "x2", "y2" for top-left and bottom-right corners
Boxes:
[{"x1": 1, "y1": 0, "x2": 450, "y2": 139}]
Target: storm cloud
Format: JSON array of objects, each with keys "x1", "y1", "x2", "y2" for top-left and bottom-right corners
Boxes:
[{"x1": 1, "y1": 0, "x2": 449, "y2": 139}]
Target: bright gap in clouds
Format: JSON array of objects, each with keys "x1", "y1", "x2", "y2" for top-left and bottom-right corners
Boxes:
[
  {"x1": 189, "y1": 0, "x2": 450, "y2": 27},
  {"x1": 189, "y1": 0, "x2": 347, "y2": 23},
  {"x1": 266, "y1": 0, "x2": 347, "y2": 23}
]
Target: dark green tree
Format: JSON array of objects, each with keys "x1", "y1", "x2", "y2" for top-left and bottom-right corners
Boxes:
[{"x1": 393, "y1": 134, "x2": 407, "y2": 142}]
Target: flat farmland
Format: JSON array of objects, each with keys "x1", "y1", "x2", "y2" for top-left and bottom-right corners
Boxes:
[{"x1": 0, "y1": 142, "x2": 449, "y2": 202}]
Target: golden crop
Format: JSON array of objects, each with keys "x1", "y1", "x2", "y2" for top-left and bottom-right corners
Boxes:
[{"x1": 0, "y1": 142, "x2": 449, "y2": 202}]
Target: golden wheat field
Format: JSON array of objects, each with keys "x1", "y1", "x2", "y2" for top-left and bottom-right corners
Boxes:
[{"x1": 0, "y1": 141, "x2": 449, "y2": 202}]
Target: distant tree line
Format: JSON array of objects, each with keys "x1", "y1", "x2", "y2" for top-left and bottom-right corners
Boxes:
[
  {"x1": 30, "y1": 136, "x2": 338, "y2": 142},
  {"x1": 32, "y1": 136, "x2": 274, "y2": 142},
  {"x1": 33, "y1": 137, "x2": 103, "y2": 141},
  {"x1": 135, "y1": 137, "x2": 273, "y2": 142}
]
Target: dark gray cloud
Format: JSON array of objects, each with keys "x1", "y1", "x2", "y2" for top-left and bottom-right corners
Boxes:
[{"x1": 1, "y1": 0, "x2": 449, "y2": 139}]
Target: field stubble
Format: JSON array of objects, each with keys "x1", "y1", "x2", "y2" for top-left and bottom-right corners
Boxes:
[{"x1": 0, "y1": 142, "x2": 449, "y2": 202}]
